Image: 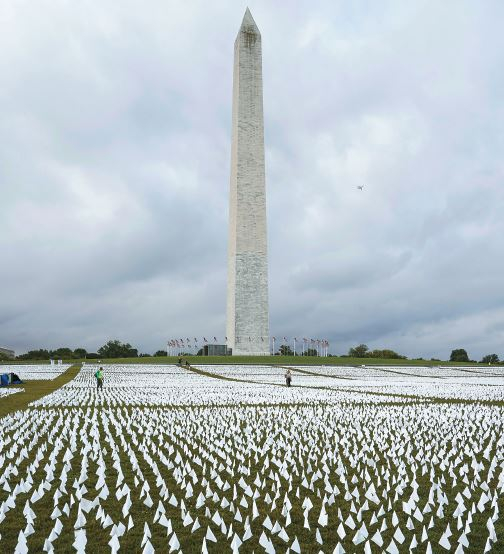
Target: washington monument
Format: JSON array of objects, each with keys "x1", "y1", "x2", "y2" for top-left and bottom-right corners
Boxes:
[{"x1": 226, "y1": 8, "x2": 270, "y2": 356}]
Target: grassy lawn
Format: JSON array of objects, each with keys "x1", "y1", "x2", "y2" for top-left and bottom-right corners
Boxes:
[
  {"x1": 1, "y1": 363, "x2": 503, "y2": 552},
  {"x1": 2, "y1": 355, "x2": 495, "y2": 366}
]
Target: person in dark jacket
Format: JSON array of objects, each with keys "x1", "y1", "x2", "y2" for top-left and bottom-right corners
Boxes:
[{"x1": 285, "y1": 369, "x2": 292, "y2": 387}]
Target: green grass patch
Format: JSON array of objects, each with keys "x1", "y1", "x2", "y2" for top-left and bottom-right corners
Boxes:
[{"x1": 5, "y1": 355, "x2": 496, "y2": 367}]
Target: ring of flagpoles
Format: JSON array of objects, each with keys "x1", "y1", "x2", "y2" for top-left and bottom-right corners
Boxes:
[{"x1": 166, "y1": 337, "x2": 330, "y2": 356}]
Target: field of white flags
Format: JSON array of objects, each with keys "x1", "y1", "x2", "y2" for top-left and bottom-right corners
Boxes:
[
  {"x1": 0, "y1": 363, "x2": 503, "y2": 552},
  {"x1": 0, "y1": 388, "x2": 24, "y2": 399},
  {"x1": 0, "y1": 364, "x2": 72, "y2": 380}
]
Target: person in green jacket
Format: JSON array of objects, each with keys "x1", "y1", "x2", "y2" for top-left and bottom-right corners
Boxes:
[{"x1": 95, "y1": 367, "x2": 104, "y2": 390}]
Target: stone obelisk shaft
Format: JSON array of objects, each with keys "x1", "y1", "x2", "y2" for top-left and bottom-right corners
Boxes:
[{"x1": 226, "y1": 9, "x2": 269, "y2": 355}]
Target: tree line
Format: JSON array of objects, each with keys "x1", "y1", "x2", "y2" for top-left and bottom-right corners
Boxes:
[
  {"x1": 9, "y1": 340, "x2": 503, "y2": 363},
  {"x1": 15, "y1": 340, "x2": 167, "y2": 360},
  {"x1": 346, "y1": 344, "x2": 407, "y2": 359},
  {"x1": 346, "y1": 344, "x2": 502, "y2": 364}
]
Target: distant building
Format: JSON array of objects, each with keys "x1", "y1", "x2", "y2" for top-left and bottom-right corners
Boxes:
[
  {"x1": 0, "y1": 347, "x2": 15, "y2": 359},
  {"x1": 203, "y1": 344, "x2": 231, "y2": 356}
]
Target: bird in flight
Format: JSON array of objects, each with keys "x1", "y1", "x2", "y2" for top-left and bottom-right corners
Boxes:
[{"x1": 357, "y1": 185, "x2": 364, "y2": 190}]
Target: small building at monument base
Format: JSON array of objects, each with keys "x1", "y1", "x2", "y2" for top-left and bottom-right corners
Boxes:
[{"x1": 202, "y1": 344, "x2": 231, "y2": 356}]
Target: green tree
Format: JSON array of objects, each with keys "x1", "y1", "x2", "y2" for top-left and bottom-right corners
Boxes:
[
  {"x1": 73, "y1": 348, "x2": 87, "y2": 358},
  {"x1": 302, "y1": 348, "x2": 318, "y2": 356},
  {"x1": 368, "y1": 349, "x2": 406, "y2": 359},
  {"x1": 17, "y1": 349, "x2": 51, "y2": 360},
  {"x1": 278, "y1": 345, "x2": 294, "y2": 356},
  {"x1": 154, "y1": 350, "x2": 167, "y2": 357},
  {"x1": 348, "y1": 344, "x2": 369, "y2": 358},
  {"x1": 50, "y1": 347, "x2": 74, "y2": 359},
  {"x1": 97, "y1": 340, "x2": 138, "y2": 358},
  {"x1": 481, "y1": 354, "x2": 499, "y2": 364},
  {"x1": 450, "y1": 348, "x2": 469, "y2": 362}
]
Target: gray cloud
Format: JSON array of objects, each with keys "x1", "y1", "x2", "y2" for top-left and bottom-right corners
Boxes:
[{"x1": 1, "y1": 0, "x2": 503, "y2": 359}]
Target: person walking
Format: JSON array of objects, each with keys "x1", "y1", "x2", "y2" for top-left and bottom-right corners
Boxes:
[
  {"x1": 285, "y1": 368, "x2": 292, "y2": 387},
  {"x1": 95, "y1": 367, "x2": 104, "y2": 390}
]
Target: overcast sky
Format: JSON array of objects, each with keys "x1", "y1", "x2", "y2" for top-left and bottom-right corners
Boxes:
[{"x1": 1, "y1": 1, "x2": 503, "y2": 359}]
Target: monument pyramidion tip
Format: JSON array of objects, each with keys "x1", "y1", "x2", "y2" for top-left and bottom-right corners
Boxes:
[{"x1": 239, "y1": 7, "x2": 260, "y2": 36}]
